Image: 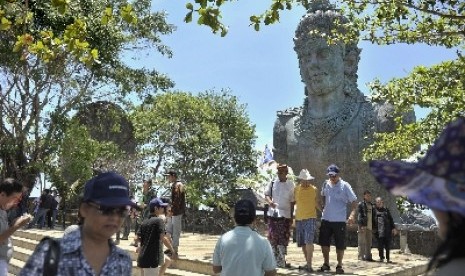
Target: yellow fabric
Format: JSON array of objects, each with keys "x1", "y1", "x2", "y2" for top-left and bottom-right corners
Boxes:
[{"x1": 294, "y1": 184, "x2": 317, "y2": 220}]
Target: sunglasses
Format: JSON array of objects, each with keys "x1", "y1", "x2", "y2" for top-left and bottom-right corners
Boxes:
[
  {"x1": 329, "y1": 174, "x2": 338, "y2": 178},
  {"x1": 87, "y1": 202, "x2": 129, "y2": 217}
]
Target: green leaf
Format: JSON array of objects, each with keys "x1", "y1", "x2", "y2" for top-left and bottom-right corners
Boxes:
[
  {"x1": 185, "y1": 11, "x2": 193, "y2": 23},
  {"x1": 0, "y1": 16, "x2": 11, "y2": 31}
]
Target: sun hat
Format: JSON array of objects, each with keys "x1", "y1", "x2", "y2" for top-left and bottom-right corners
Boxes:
[
  {"x1": 369, "y1": 117, "x2": 465, "y2": 216},
  {"x1": 326, "y1": 164, "x2": 340, "y2": 176},
  {"x1": 297, "y1": 169, "x2": 315, "y2": 180},
  {"x1": 83, "y1": 172, "x2": 136, "y2": 207}
]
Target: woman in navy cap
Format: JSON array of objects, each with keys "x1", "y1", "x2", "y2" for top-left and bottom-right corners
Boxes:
[{"x1": 20, "y1": 172, "x2": 137, "y2": 275}]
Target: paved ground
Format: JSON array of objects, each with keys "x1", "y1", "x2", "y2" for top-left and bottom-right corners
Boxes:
[
  {"x1": 116, "y1": 231, "x2": 430, "y2": 275},
  {"x1": 14, "y1": 228, "x2": 430, "y2": 275}
]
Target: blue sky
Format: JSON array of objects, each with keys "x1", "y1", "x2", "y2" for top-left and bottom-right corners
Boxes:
[{"x1": 142, "y1": 1, "x2": 457, "y2": 152}]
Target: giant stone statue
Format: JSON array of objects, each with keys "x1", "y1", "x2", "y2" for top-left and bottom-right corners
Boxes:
[{"x1": 273, "y1": 0, "x2": 414, "y2": 220}]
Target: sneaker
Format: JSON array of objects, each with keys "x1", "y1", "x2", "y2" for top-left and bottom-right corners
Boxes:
[
  {"x1": 336, "y1": 265, "x2": 344, "y2": 274},
  {"x1": 320, "y1": 263, "x2": 331, "y2": 272}
]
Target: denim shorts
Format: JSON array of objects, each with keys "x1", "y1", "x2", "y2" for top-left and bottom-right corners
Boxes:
[{"x1": 295, "y1": 218, "x2": 316, "y2": 247}]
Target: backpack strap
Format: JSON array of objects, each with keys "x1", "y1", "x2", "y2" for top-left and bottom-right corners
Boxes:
[{"x1": 39, "y1": 237, "x2": 61, "y2": 275}]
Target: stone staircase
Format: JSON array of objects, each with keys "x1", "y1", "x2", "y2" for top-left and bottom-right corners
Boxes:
[
  {"x1": 9, "y1": 228, "x2": 430, "y2": 275},
  {"x1": 9, "y1": 229, "x2": 212, "y2": 276}
]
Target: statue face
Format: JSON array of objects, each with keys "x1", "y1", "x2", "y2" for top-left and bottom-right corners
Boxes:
[{"x1": 299, "y1": 39, "x2": 344, "y2": 96}]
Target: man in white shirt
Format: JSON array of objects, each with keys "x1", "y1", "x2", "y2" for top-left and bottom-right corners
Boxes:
[{"x1": 264, "y1": 164, "x2": 295, "y2": 268}]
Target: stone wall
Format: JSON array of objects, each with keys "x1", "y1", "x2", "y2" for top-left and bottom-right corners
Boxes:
[
  {"x1": 182, "y1": 211, "x2": 440, "y2": 257},
  {"x1": 406, "y1": 230, "x2": 441, "y2": 256}
]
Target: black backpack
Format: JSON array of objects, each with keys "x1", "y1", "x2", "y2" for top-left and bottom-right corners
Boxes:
[{"x1": 36, "y1": 237, "x2": 61, "y2": 275}]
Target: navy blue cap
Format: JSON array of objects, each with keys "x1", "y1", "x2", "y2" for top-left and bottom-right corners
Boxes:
[
  {"x1": 149, "y1": 197, "x2": 168, "y2": 210},
  {"x1": 83, "y1": 172, "x2": 136, "y2": 207},
  {"x1": 326, "y1": 164, "x2": 340, "y2": 175},
  {"x1": 234, "y1": 199, "x2": 256, "y2": 225}
]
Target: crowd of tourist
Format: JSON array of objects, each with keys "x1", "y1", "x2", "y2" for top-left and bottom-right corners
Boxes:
[{"x1": 2, "y1": 117, "x2": 464, "y2": 276}]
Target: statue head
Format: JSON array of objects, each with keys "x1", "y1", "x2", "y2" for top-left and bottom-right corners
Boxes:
[{"x1": 294, "y1": 0, "x2": 361, "y2": 98}]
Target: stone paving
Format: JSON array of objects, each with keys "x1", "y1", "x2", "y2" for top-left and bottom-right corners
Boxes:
[
  {"x1": 11, "y1": 228, "x2": 430, "y2": 275},
  {"x1": 119, "y1": 231, "x2": 430, "y2": 275}
]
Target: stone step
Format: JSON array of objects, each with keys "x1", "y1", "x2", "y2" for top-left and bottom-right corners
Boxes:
[
  {"x1": 9, "y1": 229, "x2": 213, "y2": 275},
  {"x1": 9, "y1": 244, "x2": 210, "y2": 276}
]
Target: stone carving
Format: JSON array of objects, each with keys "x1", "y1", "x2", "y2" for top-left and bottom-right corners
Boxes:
[
  {"x1": 273, "y1": 0, "x2": 415, "y2": 220},
  {"x1": 76, "y1": 101, "x2": 136, "y2": 154}
]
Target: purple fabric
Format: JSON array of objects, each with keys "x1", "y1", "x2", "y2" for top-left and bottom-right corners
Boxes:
[{"x1": 369, "y1": 117, "x2": 465, "y2": 216}]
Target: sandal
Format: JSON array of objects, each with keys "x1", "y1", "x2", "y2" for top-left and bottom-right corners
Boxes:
[
  {"x1": 320, "y1": 263, "x2": 330, "y2": 272},
  {"x1": 336, "y1": 265, "x2": 345, "y2": 274},
  {"x1": 299, "y1": 264, "x2": 315, "y2": 272}
]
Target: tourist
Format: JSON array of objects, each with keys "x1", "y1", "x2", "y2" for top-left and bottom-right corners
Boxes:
[
  {"x1": 27, "y1": 188, "x2": 54, "y2": 229},
  {"x1": 357, "y1": 190, "x2": 374, "y2": 261},
  {"x1": 47, "y1": 189, "x2": 60, "y2": 229},
  {"x1": 115, "y1": 204, "x2": 132, "y2": 244},
  {"x1": 137, "y1": 197, "x2": 177, "y2": 276},
  {"x1": 212, "y1": 199, "x2": 276, "y2": 276},
  {"x1": 373, "y1": 197, "x2": 397, "y2": 263},
  {"x1": 159, "y1": 203, "x2": 174, "y2": 276},
  {"x1": 165, "y1": 170, "x2": 185, "y2": 254},
  {"x1": 20, "y1": 172, "x2": 135, "y2": 275},
  {"x1": 319, "y1": 164, "x2": 357, "y2": 274},
  {"x1": 131, "y1": 178, "x2": 157, "y2": 247},
  {"x1": 294, "y1": 169, "x2": 319, "y2": 272},
  {"x1": 264, "y1": 164, "x2": 295, "y2": 268},
  {"x1": 370, "y1": 117, "x2": 465, "y2": 275},
  {"x1": 0, "y1": 178, "x2": 30, "y2": 274}
]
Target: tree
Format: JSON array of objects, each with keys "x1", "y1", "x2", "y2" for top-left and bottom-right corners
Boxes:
[
  {"x1": 183, "y1": 0, "x2": 465, "y2": 160},
  {"x1": 0, "y1": 0, "x2": 175, "y2": 189},
  {"x1": 131, "y1": 90, "x2": 257, "y2": 207}
]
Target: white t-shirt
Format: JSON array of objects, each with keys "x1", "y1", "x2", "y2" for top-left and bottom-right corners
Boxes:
[
  {"x1": 265, "y1": 180, "x2": 295, "y2": 218},
  {"x1": 213, "y1": 226, "x2": 276, "y2": 276}
]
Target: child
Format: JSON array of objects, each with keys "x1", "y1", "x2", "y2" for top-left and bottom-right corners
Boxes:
[
  {"x1": 159, "y1": 205, "x2": 174, "y2": 276},
  {"x1": 137, "y1": 198, "x2": 177, "y2": 275}
]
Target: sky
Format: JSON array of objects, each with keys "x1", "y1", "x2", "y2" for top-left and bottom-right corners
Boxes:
[{"x1": 132, "y1": 1, "x2": 458, "y2": 153}]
